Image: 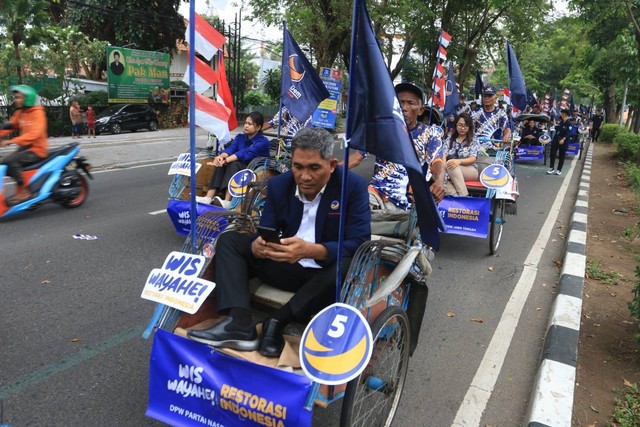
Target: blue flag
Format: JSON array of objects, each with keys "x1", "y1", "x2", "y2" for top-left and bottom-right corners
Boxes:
[
  {"x1": 346, "y1": 0, "x2": 442, "y2": 249},
  {"x1": 475, "y1": 71, "x2": 483, "y2": 100},
  {"x1": 280, "y1": 28, "x2": 330, "y2": 122},
  {"x1": 506, "y1": 41, "x2": 527, "y2": 111},
  {"x1": 443, "y1": 62, "x2": 460, "y2": 118}
]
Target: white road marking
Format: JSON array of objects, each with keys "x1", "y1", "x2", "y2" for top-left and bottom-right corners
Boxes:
[
  {"x1": 451, "y1": 156, "x2": 578, "y2": 426},
  {"x1": 148, "y1": 209, "x2": 167, "y2": 215},
  {"x1": 89, "y1": 160, "x2": 174, "y2": 174}
]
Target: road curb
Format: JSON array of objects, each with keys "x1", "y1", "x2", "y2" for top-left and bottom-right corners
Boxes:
[{"x1": 524, "y1": 145, "x2": 592, "y2": 427}]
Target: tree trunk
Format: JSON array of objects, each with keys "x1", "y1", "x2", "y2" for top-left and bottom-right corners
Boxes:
[
  {"x1": 627, "y1": 106, "x2": 634, "y2": 130},
  {"x1": 604, "y1": 83, "x2": 617, "y2": 123},
  {"x1": 458, "y1": 46, "x2": 479, "y2": 89},
  {"x1": 13, "y1": 43, "x2": 22, "y2": 84}
]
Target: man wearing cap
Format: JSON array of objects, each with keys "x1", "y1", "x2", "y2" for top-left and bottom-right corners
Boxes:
[
  {"x1": 455, "y1": 93, "x2": 471, "y2": 116},
  {"x1": 368, "y1": 82, "x2": 446, "y2": 209},
  {"x1": 472, "y1": 85, "x2": 511, "y2": 147}
]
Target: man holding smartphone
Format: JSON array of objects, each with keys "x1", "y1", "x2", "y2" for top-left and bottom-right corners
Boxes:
[{"x1": 188, "y1": 127, "x2": 371, "y2": 357}]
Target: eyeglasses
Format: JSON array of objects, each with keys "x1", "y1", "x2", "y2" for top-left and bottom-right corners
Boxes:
[{"x1": 456, "y1": 123, "x2": 469, "y2": 128}]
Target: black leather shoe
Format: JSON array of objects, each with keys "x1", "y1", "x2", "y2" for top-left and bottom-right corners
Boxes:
[
  {"x1": 187, "y1": 317, "x2": 259, "y2": 351},
  {"x1": 259, "y1": 318, "x2": 285, "y2": 357}
]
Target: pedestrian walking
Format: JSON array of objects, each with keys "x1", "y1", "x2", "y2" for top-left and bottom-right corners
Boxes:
[{"x1": 589, "y1": 110, "x2": 604, "y2": 142}]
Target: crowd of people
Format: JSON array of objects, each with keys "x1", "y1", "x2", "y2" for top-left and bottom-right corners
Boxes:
[{"x1": 185, "y1": 80, "x2": 611, "y2": 355}]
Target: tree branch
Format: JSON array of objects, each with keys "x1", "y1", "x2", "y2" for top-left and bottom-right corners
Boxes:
[{"x1": 623, "y1": 0, "x2": 640, "y2": 39}]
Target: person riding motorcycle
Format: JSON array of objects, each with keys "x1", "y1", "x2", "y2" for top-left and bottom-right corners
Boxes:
[{"x1": 0, "y1": 85, "x2": 48, "y2": 203}]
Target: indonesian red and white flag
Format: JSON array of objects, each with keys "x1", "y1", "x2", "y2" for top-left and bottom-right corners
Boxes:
[
  {"x1": 439, "y1": 30, "x2": 452, "y2": 48},
  {"x1": 183, "y1": 54, "x2": 219, "y2": 93},
  {"x1": 189, "y1": 93, "x2": 231, "y2": 138},
  {"x1": 432, "y1": 77, "x2": 446, "y2": 107},
  {"x1": 437, "y1": 46, "x2": 447, "y2": 61},
  {"x1": 185, "y1": 13, "x2": 226, "y2": 61},
  {"x1": 503, "y1": 88, "x2": 520, "y2": 113},
  {"x1": 503, "y1": 87, "x2": 511, "y2": 105},
  {"x1": 431, "y1": 92, "x2": 444, "y2": 108},
  {"x1": 433, "y1": 62, "x2": 445, "y2": 78},
  {"x1": 217, "y1": 53, "x2": 238, "y2": 132}
]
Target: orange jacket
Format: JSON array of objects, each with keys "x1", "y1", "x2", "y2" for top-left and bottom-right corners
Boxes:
[{"x1": 0, "y1": 106, "x2": 48, "y2": 158}]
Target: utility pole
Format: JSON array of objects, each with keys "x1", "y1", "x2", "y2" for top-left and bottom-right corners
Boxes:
[{"x1": 620, "y1": 78, "x2": 629, "y2": 128}]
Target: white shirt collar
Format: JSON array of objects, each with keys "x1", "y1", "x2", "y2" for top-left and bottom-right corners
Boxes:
[{"x1": 295, "y1": 184, "x2": 327, "y2": 203}]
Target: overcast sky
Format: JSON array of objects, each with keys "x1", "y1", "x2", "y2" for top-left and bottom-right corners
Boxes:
[{"x1": 179, "y1": 0, "x2": 574, "y2": 58}]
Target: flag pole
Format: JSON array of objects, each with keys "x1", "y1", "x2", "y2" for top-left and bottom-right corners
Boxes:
[
  {"x1": 335, "y1": 0, "x2": 360, "y2": 303},
  {"x1": 276, "y1": 21, "x2": 286, "y2": 141},
  {"x1": 506, "y1": 41, "x2": 517, "y2": 146},
  {"x1": 188, "y1": 0, "x2": 197, "y2": 253}
]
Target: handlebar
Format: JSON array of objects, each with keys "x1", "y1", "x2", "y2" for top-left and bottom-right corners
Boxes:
[{"x1": 477, "y1": 137, "x2": 504, "y2": 143}]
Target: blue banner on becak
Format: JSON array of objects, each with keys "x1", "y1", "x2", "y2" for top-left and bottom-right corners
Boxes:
[
  {"x1": 516, "y1": 145, "x2": 544, "y2": 161},
  {"x1": 166, "y1": 199, "x2": 226, "y2": 235},
  {"x1": 147, "y1": 329, "x2": 313, "y2": 427},
  {"x1": 439, "y1": 196, "x2": 490, "y2": 238}
]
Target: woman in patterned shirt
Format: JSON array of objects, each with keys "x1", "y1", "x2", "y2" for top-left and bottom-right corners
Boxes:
[{"x1": 445, "y1": 113, "x2": 480, "y2": 196}]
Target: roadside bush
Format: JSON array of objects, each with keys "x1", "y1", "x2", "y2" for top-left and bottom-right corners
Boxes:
[
  {"x1": 614, "y1": 129, "x2": 640, "y2": 161},
  {"x1": 600, "y1": 123, "x2": 621, "y2": 144},
  {"x1": 243, "y1": 90, "x2": 272, "y2": 109},
  {"x1": 73, "y1": 91, "x2": 108, "y2": 108},
  {"x1": 629, "y1": 267, "x2": 640, "y2": 341},
  {"x1": 625, "y1": 163, "x2": 640, "y2": 192}
]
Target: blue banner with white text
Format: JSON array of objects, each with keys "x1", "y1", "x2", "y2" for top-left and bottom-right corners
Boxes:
[
  {"x1": 147, "y1": 329, "x2": 313, "y2": 427},
  {"x1": 166, "y1": 199, "x2": 226, "y2": 236},
  {"x1": 439, "y1": 196, "x2": 491, "y2": 238}
]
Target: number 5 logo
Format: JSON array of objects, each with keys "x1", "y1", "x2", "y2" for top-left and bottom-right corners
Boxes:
[
  {"x1": 328, "y1": 314, "x2": 348, "y2": 338},
  {"x1": 300, "y1": 303, "x2": 374, "y2": 385}
]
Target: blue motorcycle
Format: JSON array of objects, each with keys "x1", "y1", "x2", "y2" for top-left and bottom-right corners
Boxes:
[{"x1": 0, "y1": 142, "x2": 93, "y2": 218}]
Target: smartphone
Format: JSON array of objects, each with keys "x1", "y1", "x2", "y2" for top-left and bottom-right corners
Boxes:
[{"x1": 257, "y1": 225, "x2": 281, "y2": 244}]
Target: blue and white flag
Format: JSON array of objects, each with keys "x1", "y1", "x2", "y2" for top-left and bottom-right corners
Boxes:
[
  {"x1": 346, "y1": 0, "x2": 442, "y2": 249},
  {"x1": 281, "y1": 28, "x2": 330, "y2": 122},
  {"x1": 506, "y1": 41, "x2": 527, "y2": 112},
  {"x1": 443, "y1": 62, "x2": 460, "y2": 118},
  {"x1": 475, "y1": 71, "x2": 483, "y2": 100}
]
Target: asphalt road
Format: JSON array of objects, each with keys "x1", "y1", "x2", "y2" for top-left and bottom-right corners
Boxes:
[{"x1": 0, "y1": 130, "x2": 580, "y2": 426}]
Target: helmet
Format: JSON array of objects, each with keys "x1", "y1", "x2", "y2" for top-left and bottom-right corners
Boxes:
[{"x1": 10, "y1": 85, "x2": 38, "y2": 107}]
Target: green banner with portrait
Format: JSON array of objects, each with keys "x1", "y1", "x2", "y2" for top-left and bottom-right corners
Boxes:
[{"x1": 106, "y1": 46, "x2": 170, "y2": 104}]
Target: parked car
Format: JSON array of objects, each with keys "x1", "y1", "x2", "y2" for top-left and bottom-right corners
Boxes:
[{"x1": 95, "y1": 104, "x2": 158, "y2": 135}]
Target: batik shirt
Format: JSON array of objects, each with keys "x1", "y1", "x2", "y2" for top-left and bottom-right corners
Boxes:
[
  {"x1": 455, "y1": 103, "x2": 471, "y2": 117},
  {"x1": 472, "y1": 107, "x2": 509, "y2": 146},
  {"x1": 445, "y1": 136, "x2": 480, "y2": 168},
  {"x1": 369, "y1": 122, "x2": 445, "y2": 210},
  {"x1": 268, "y1": 106, "x2": 312, "y2": 145}
]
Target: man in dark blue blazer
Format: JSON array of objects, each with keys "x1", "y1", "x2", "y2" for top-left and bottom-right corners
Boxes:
[{"x1": 188, "y1": 127, "x2": 371, "y2": 357}]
